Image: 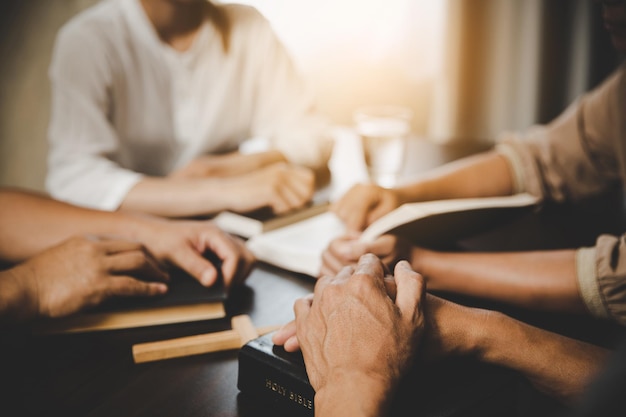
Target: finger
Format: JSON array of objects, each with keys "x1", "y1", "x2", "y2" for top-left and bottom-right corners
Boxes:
[
  {"x1": 275, "y1": 182, "x2": 310, "y2": 213},
  {"x1": 105, "y1": 275, "x2": 168, "y2": 298},
  {"x1": 272, "y1": 320, "x2": 297, "y2": 346},
  {"x1": 364, "y1": 234, "x2": 396, "y2": 256},
  {"x1": 328, "y1": 235, "x2": 367, "y2": 263},
  {"x1": 284, "y1": 167, "x2": 315, "y2": 202},
  {"x1": 352, "y1": 253, "x2": 385, "y2": 280},
  {"x1": 197, "y1": 231, "x2": 253, "y2": 288},
  {"x1": 293, "y1": 293, "x2": 314, "y2": 335},
  {"x1": 320, "y1": 249, "x2": 348, "y2": 278},
  {"x1": 268, "y1": 190, "x2": 294, "y2": 215},
  {"x1": 367, "y1": 201, "x2": 394, "y2": 226},
  {"x1": 98, "y1": 238, "x2": 146, "y2": 255},
  {"x1": 383, "y1": 275, "x2": 398, "y2": 300},
  {"x1": 168, "y1": 244, "x2": 219, "y2": 287},
  {"x1": 333, "y1": 185, "x2": 379, "y2": 231},
  {"x1": 335, "y1": 198, "x2": 369, "y2": 232},
  {"x1": 283, "y1": 334, "x2": 302, "y2": 352},
  {"x1": 393, "y1": 260, "x2": 425, "y2": 322},
  {"x1": 106, "y1": 250, "x2": 169, "y2": 282},
  {"x1": 315, "y1": 265, "x2": 353, "y2": 299}
]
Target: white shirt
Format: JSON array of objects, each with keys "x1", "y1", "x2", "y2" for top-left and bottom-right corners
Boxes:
[{"x1": 46, "y1": 0, "x2": 332, "y2": 210}]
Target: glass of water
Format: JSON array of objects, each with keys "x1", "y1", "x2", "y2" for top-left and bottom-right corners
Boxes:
[{"x1": 354, "y1": 105, "x2": 413, "y2": 188}]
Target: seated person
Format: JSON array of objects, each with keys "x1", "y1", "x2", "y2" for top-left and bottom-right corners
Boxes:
[
  {"x1": 273, "y1": 254, "x2": 613, "y2": 414},
  {"x1": 0, "y1": 187, "x2": 254, "y2": 325},
  {"x1": 46, "y1": 0, "x2": 333, "y2": 218},
  {"x1": 320, "y1": 1, "x2": 626, "y2": 326}
]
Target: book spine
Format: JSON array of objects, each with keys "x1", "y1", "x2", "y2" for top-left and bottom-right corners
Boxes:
[{"x1": 237, "y1": 340, "x2": 315, "y2": 416}]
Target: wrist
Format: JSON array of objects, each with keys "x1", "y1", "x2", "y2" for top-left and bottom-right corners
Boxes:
[
  {"x1": 259, "y1": 150, "x2": 287, "y2": 167},
  {"x1": 471, "y1": 310, "x2": 512, "y2": 362},
  {"x1": 314, "y1": 371, "x2": 393, "y2": 417},
  {"x1": 0, "y1": 265, "x2": 39, "y2": 323}
]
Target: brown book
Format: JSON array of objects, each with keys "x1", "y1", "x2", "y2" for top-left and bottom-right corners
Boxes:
[{"x1": 32, "y1": 268, "x2": 227, "y2": 334}]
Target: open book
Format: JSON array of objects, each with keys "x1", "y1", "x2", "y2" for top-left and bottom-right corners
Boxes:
[
  {"x1": 246, "y1": 193, "x2": 539, "y2": 277},
  {"x1": 33, "y1": 269, "x2": 227, "y2": 334}
]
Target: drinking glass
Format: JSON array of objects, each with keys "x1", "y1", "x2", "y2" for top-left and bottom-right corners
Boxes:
[{"x1": 354, "y1": 105, "x2": 413, "y2": 188}]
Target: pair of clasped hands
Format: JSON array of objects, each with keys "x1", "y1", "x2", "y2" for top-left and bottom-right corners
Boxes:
[{"x1": 269, "y1": 184, "x2": 474, "y2": 417}]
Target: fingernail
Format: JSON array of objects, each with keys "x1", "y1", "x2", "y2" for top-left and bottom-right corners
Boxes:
[{"x1": 201, "y1": 270, "x2": 215, "y2": 286}]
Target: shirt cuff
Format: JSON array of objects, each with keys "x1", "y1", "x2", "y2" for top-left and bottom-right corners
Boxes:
[
  {"x1": 495, "y1": 142, "x2": 526, "y2": 194},
  {"x1": 576, "y1": 247, "x2": 610, "y2": 319},
  {"x1": 98, "y1": 172, "x2": 144, "y2": 211}
]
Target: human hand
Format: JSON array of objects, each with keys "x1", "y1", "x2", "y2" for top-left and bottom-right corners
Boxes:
[
  {"x1": 320, "y1": 233, "x2": 414, "y2": 278},
  {"x1": 133, "y1": 217, "x2": 256, "y2": 289},
  {"x1": 332, "y1": 183, "x2": 401, "y2": 232},
  {"x1": 289, "y1": 255, "x2": 425, "y2": 416},
  {"x1": 219, "y1": 162, "x2": 315, "y2": 215},
  {"x1": 169, "y1": 151, "x2": 286, "y2": 179},
  {"x1": 14, "y1": 235, "x2": 168, "y2": 320},
  {"x1": 273, "y1": 257, "x2": 413, "y2": 351}
]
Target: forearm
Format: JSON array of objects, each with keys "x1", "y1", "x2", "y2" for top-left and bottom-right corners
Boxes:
[
  {"x1": 0, "y1": 189, "x2": 152, "y2": 262},
  {"x1": 412, "y1": 247, "x2": 587, "y2": 314},
  {"x1": 396, "y1": 151, "x2": 515, "y2": 203},
  {"x1": 120, "y1": 177, "x2": 231, "y2": 217},
  {"x1": 477, "y1": 312, "x2": 610, "y2": 402}
]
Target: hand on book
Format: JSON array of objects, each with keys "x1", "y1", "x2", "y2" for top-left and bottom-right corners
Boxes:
[
  {"x1": 132, "y1": 217, "x2": 255, "y2": 289},
  {"x1": 0, "y1": 235, "x2": 168, "y2": 323},
  {"x1": 320, "y1": 233, "x2": 414, "y2": 278},
  {"x1": 273, "y1": 254, "x2": 425, "y2": 416},
  {"x1": 331, "y1": 183, "x2": 403, "y2": 232}
]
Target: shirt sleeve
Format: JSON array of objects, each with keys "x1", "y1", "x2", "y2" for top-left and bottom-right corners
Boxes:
[
  {"x1": 244, "y1": 11, "x2": 334, "y2": 171},
  {"x1": 495, "y1": 65, "x2": 626, "y2": 325},
  {"x1": 46, "y1": 21, "x2": 142, "y2": 211},
  {"x1": 577, "y1": 235, "x2": 626, "y2": 326},
  {"x1": 494, "y1": 65, "x2": 624, "y2": 203}
]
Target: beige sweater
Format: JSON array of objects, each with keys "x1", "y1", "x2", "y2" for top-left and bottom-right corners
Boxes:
[{"x1": 498, "y1": 63, "x2": 626, "y2": 325}]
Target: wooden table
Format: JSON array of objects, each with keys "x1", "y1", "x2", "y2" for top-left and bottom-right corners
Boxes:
[
  {"x1": 0, "y1": 261, "x2": 526, "y2": 417},
  {"x1": 1, "y1": 135, "x2": 623, "y2": 417}
]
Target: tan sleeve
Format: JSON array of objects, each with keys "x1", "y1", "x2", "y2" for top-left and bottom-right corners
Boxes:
[
  {"x1": 494, "y1": 66, "x2": 625, "y2": 204},
  {"x1": 576, "y1": 235, "x2": 626, "y2": 326}
]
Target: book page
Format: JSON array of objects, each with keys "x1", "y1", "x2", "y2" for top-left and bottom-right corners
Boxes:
[{"x1": 246, "y1": 212, "x2": 346, "y2": 277}]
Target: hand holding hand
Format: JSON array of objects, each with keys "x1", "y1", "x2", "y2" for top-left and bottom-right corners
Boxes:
[
  {"x1": 332, "y1": 183, "x2": 401, "y2": 231},
  {"x1": 320, "y1": 233, "x2": 414, "y2": 277},
  {"x1": 288, "y1": 254, "x2": 425, "y2": 416}
]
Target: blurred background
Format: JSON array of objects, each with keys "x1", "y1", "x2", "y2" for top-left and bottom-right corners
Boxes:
[{"x1": 0, "y1": 0, "x2": 622, "y2": 192}]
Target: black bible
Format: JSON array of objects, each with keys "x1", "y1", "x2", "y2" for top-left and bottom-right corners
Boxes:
[
  {"x1": 237, "y1": 332, "x2": 315, "y2": 416},
  {"x1": 238, "y1": 331, "x2": 526, "y2": 417}
]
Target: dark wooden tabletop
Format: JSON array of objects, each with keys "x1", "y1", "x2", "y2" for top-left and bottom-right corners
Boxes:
[
  {"x1": 0, "y1": 262, "x2": 524, "y2": 417},
  {"x1": 1, "y1": 135, "x2": 624, "y2": 417}
]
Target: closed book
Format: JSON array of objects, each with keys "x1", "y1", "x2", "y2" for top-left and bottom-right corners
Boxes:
[
  {"x1": 214, "y1": 201, "x2": 330, "y2": 239},
  {"x1": 33, "y1": 268, "x2": 227, "y2": 334},
  {"x1": 238, "y1": 333, "x2": 521, "y2": 417},
  {"x1": 237, "y1": 332, "x2": 314, "y2": 417}
]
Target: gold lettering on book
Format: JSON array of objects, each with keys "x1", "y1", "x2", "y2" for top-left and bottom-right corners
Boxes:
[{"x1": 264, "y1": 378, "x2": 313, "y2": 409}]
